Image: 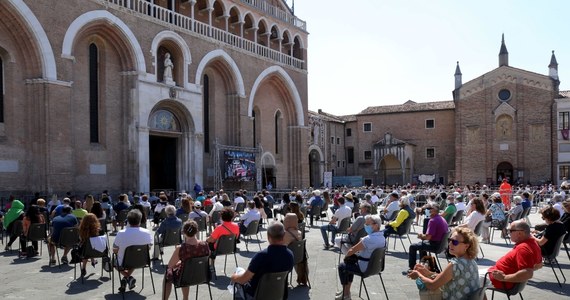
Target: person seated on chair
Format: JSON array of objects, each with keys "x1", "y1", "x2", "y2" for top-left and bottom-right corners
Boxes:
[
  {"x1": 532, "y1": 206, "x2": 566, "y2": 257},
  {"x1": 237, "y1": 201, "x2": 261, "y2": 243},
  {"x1": 112, "y1": 209, "x2": 153, "y2": 293},
  {"x1": 440, "y1": 195, "x2": 457, "y2": 224},
  {"x1": 50, "y1": 197, "x2": 71, "y2": 219},
  {"x1": 560, "y1": 200, "x2": 570, "y2": 235},
  {"x1": 176, "y1": 198, "x2": 192, "y2": 218},
  {"x1": 380, "y1": 192, "x2": 400, "y2": 223},
  {"x1": 206, "y1": 207, "x2": 239, "y2": 262},
  {"x1": 407, "y1": 227, "x2": 479, "y2": 300},
  {"x1": 335, "y1": 202, "x2": 371, "y2": 254},
  {"x1": 162, "y1": 220, "x2": 210, "y2": 300},
  {"x1": 457, "y1": 198, "x2": 485, "y2": 231},
  {"x1": 152, "y1": 194, "x2": 169, "y2": 227},
  {"x1": 406, "y1": 204, "x2": 448, "y2": 272},
  {"x1": 320, "y1": 196, "x2": 352, "y2": 249},
  {"x1": 480, "y1": 193, "x2": 507, "y2": 243},
  {"x1": 383, "y1": 195, "x2": 415, "y2": 238},
  {"x1": 20, "y1": 204, "x2": 45, "y2": 257},
  {"x1": 48, "y1": 206, "x2": 78, "y2": 266},
  {"x1": 282, "y1": 213, "x2": 309, "y2": 286},
  {"x1": 72, "y1": 200, "x2": 88, "y2": 220},
  {"x1": 188, "y1": 201, "x2": 208, "y2": 220},
  {"x1": 153, "y1": 205, "x2": 182, "y2": 259},
  {"x1": 78, "y1": 213, "x2": 106, "y2": 278},
  {"x1": 233, "y1": 191, "x2": 245, "y2": 210},
  {"x1": 231, "y1": 221, "x2": 294, "y2": 300},
  {"x1": 3, "y1": 199, "x2": 24, "y2": 252},
  {"x1": 336, "y1": 215, "x2": 386, "y2": 300},
  {"x1": 113, "y1": 194, "x2": 131, "y2": 232},
  {"x1": 483, "y1": 220, "x2": 542, "y2": 294},
  {"x1": 506, "y1": 196, "x2": 524, "y2": 223},
  {"x1": 307, "y1": 189, "x2": 324, "y2": 226}
]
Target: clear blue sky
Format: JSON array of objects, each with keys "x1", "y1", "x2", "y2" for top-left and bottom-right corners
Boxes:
[{"x1": 292, "y1": 0, "x2": 569, "y2": 115}]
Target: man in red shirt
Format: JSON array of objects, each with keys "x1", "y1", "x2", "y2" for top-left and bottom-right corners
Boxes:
[{"x1": 487, "y1": 220, "x2": 542, "y2": 290}]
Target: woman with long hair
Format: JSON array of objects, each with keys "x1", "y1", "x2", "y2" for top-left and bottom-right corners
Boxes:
[
  {"x1": 20, "y1": 204, "x2": 45, "y2": 256},
  {"x1": 78, "y1": 213, "x2": 103, "y2": 276},
  {"x1": 83, "y1": 194, "x2": 95, "y2": 212},
  {"x1": 163, "y1": 220, "x2": 210, "y2": 299}
]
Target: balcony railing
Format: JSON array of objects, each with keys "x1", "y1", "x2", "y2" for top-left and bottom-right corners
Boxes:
[
  {"x1": 100, "y1": 0, "x2": 305, "y2": 70},
  {"x1": 239, "y1": 0, "x2": 307, "y2": 31}
]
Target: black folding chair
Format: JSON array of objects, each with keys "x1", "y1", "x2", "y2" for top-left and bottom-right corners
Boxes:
[
  {"x1": 542, "y1": 234, "x2": 567, "y2": 287},
  {"x1": 242, "y1": 220, "x2": 262, "y2": 252},
  {"x1": 172, "y1": 255, "x2": 212, "y2": 300},
  {"x1": 78, "y1": 237, "x2": 110, "y2": 283},
  {"x1": 212, "y1": 234, "x2": 238, "y2": 279},
  {"x1": 177, "y1": 213, "x2": 189, "y2": 223},
  {"x1": 235, "y1": 203, "x2": 245, "y2": 215},
  {"x1": 487, "y1": 271, "x2": 527, "y2": 300},
  {"x1": 55, "y1": 227, "x2": 80, "y2": 268},
  {"x1": 338, "y1": 228, "x2": 367, "y2": 264},
  {"x1": 6, "y1": 220, "x2": 23, "y2": 252},
  {"x1": 427, "y1": 230, "x2": 451, "y2": 271},
  {"x1": 287, "y1": 239, "x2": 311, "y2": 288},
  {"x1": 563, "y1": 233, "x2": 570, "y2": 261},
  {"x1": 306, "y1": 205, "x2": 322, "y2": 226},
  {"x1": 112, "y1": 244, "x2": 155, "y2": 298},
  {"x1": 193, "y1": 216, "x2": 207, "y2": 240},
  {"x1": 343, "y1": 247, "x2": 389, "y2": 300},
  {"x1": 158, "y1": 227, "x2": 182, "y2": 266},
  {"x1": 26, "y1": 223, "x2": 47, "y2": 256},
  {"x1": 385, "y1": 217, "x2": 413, "y2": 254},
  {"x1": 473, "y1": 220, "x2": 485, "y2": 258},
  {"x1": 114, "y1": 210, "x2": 129, "y2": 231},
  {"x1": 234, "y1": 271, "x2": 289, "y2": 300}
]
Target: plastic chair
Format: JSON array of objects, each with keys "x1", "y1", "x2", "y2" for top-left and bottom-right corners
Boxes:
[
  {"x1": 542, "y1": 233, "x2": 567, "y2": 287},
  {"x1": 306, "y1": 205, "x2": 322, "y2": 226},
  {"x1": 338, "y1": 228, "x2": 368, "y2": 264},
  {"x1": 112, "y1": 244, "x2": 155, "y2": 298},
  {"x1": 428, "y1": 230, "x2": 451, "y2": 271},
  {"x1": 78, "y1": 237, "x2": 110, "y2": 283},
  {"x1": 193, "y1": 216, "x2": 207, "y2": 240},
  {"x1": 55, "y1": 227, "x2": 80, "y2": 267},
  {"x1": 473, "y1": 220, "x2": 485, "y2": 258},
  {"x1": 449, "y1": 210, "x2": 465, "y2": 226},
  {"x1": 235, "y1": 203, "x2": 245, "y2": 214},
  {"x1": 177, "y1": 213, "x2": 189, "y2": 223},
  {"x1": 488, "y1": 271, "x2": 527, "y2": 299},
  {"x1": 212, "y1": 234, "x2": 238, "y2": 279},
  {"x1": 563, "y1": 233, "x2": 570, "y2": 261},
  {"x1": 490, "y1": 219, "x2": 510, "y2": 245},
  {"x1": 343, "y1": 247, "x2": 389, "y2": 300},
  {"x1": 26, "y1": 223, "x2": 47, "y2": 256},
  {"x1": 242, "y1": 220, "x2": 262, "y2": 252},
  {"x1": 233, "y1": 271, "x2": 289, "y2": 300},
  {"x1": 467, "y1": 272, "x2": 488, "y2": 300},
  {"x1": 115, "y1": 210, "x2": 129, "y2": 230},
  {"x1": 385, "y1": 217, "x2": 413, "y2": 254},
  {"x1": 6, "y1": 220, "x2": 23, "y2": 252},
  {"x1": 172, "y1": 255, "x2": 212, "y2": 300},
  {"x1": 287, "y1": 239, "x2": 311, "y2": 288},
  {"x1": 158, "y1": 227, "x2": 182, "y2": 266}
]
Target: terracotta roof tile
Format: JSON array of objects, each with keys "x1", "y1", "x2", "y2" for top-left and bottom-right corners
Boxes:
[{"x1": 358, "y1": 100, "x2": 455, "y2": 115}]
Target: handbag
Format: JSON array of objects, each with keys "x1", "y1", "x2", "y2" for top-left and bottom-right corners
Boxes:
[{"x1": 343, "y1": 254, "x2": 359, "y2": 264}]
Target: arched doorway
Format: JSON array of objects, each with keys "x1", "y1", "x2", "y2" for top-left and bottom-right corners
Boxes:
[
  {"x1": 309, "y1": 149, "x2": 321, "y2": 188},
  {"x1": 261, "y1": 153, "x2": 276, "y2": 190},
  {"x1": 379, "y1": 154, "x2": 402, "y2": 185},
  {"x1": 149, "y1": 109, "x2": 181, "y2": 191},
  {"x1": 496, "y1": 161, "x2": 513, "y2": 184}
]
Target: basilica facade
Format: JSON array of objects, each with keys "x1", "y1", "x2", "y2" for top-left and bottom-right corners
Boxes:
[{"x1": 0, "y1": 0, "x2": 309, "y2": 195}]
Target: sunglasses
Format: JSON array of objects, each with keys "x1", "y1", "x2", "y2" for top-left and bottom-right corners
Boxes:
[{"x1": 447, "y1": 238, "x2": 465, "y2": 246}]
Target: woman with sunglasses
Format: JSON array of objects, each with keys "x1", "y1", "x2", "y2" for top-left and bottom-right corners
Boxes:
[{"x1": 408, "y1": 227, "x2": 479, "y2": 300}]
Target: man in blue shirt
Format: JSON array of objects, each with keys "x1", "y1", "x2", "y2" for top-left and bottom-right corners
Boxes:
[
  {"x1": 307, "y1": 190, "x2": 324, "y2": 226},
  {"x1": 153, "y1": 205, "x2": 182, "y2": 259},
  {"x1": 231, "y1": 221, "x2": 294, "y2": 299},
  {"x1": 521, "y1": 192, "x2": 532, "y2": 210},
  {"x1": 48, "y1": 206, "x2": 78, "y2": 266}
]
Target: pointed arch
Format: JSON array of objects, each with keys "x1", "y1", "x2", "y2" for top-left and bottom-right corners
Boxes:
[
  {"x1": 195, "y1": 49, "x2": 245, "y2": 97},
  {"x1": 7, "y1": 0, "x2": 57, "y2": 80},
  {"x1": 248, "y1": 66, "x2": 304, "y2": 126},
  {"x1": 62, "y1": 10, "x2": 146, "y2": 74}
]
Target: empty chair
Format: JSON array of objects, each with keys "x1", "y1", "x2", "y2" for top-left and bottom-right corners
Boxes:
[
  {"x1": 172, "y1": 255, "x2": 212, "y2": 300},
  {"x1": 335, "y1": 217, "x2": 352, "y2": 245},
  {"x1": 449, "y1": 210, "x2": 465, "y2": 226},
  {"x1": 342, "y1": 247, "x2": 389, "y2": 300},
  {"x1": 241, "y1": 220, "x2": 261, "y2": 252},
  {"x1": 112, "y1": 244, "x2": 155, "y2": 297}
]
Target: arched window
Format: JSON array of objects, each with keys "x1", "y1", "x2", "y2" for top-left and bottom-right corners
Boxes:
[
  {"x1": 275, "y1": 111, "x2": 281, "y2": 154},
  {"x1": 89, "y1": 43, "x2": 99, "y2": 143},
  {"x1": 203, "y1": 74, "x2": 210, "y2": 153},
  {"x1": 149, "y1": 109, "x2": 181, "y2": 132}
]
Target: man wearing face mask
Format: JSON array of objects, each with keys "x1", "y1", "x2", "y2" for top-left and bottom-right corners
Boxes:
[
  {"x1": 336, "y1": 215, "x2": 386, "y2": 300},
  {"x1": 406, "y1": 204, "x2": 448, "y2": 273},
  {"x1": 440, "y1": 195, "x2": 457, "y2": 224}
]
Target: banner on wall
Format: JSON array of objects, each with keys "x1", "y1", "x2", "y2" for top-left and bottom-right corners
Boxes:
[{"x1": 223, "y1": 150, "x2": 256, "y2": 182}]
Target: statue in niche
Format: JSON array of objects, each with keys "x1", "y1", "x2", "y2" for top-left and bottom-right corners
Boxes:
[
  {"x1": 163, "y1": 52, "x2": 175, "y2": 85},
  {"x1": 496, "y1": 115, "x2": 512, "y2": 140}
]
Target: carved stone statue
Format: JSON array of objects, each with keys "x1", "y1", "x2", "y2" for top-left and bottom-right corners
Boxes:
[{"x1": 163, "y1": 52, "x2": 174, "y2": 85}]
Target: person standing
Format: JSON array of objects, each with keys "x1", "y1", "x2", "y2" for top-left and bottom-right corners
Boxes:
[{"x1": 499, "y1": 178, "x2": 512, "y2": 210}]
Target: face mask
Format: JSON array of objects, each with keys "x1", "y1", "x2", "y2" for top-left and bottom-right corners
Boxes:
[
  {"x1": 425, "y1": 209, "x2": 430, "y2": 216},
  {"x1": 364, "y1": 224, "x2": 374, "y2": 235}
]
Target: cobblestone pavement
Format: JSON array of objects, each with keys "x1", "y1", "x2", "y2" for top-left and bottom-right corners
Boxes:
[{"x1": 0, "y1": 211, "x2": 568, "y2": 299}]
